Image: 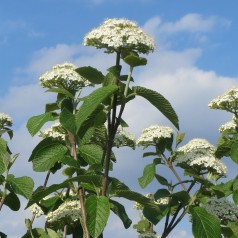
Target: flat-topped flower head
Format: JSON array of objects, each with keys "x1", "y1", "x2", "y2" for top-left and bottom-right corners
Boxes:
[
  {"x1": 114, "y1": 126, "x2": 136, "y2": 149},
  {"x1": 39, "y1": 62, "x2": 91, "y2": 90},
  {"x1": 84, "y1": 18, "x2": 155, "y2": 54},
  {"x1": 46, "y1": 200, "x2": 81, "y2": 226},
  {"x1": 219, "y1": 115, "x2": 237, "y2": 133},
  {"x1": 29, "y1": 203, "x2": 44, "y2": 218},
  {"x1": 137, "y1": 125, "x2": 173, "y2": 148},
  {"x1": 174, "y1": 138, "x2": 227, "y2": 176},
  {"x1": 39, "y1": 122, "x2": 66, "y2": 140},
  {"x1": 0, "y1": 112, "x2": 13, "y2": 128},
  {"x1": 204, "y1": 197, "x2": 238, "y2": 225},
  {"x1": 208, "y1": 87, "x2": 238, "y2": 113}
]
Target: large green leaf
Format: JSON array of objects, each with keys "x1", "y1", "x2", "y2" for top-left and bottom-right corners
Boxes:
[
  {"x1": 85, "y1": 195, "x2": 110, "y2": 238},
  {"x1": 110, "y1": 199, "x2": 132, "y2": 228},
  {"x1": 78, "y1": 144, "x2": 103, "y2": 165},
  {"x1": 27, "y1": 112, "x2": 58, "y2": 136},
  {"x1": 59, "y1": 107, "x2": 76, "y2": 134},
  {"x1": 133, "y1": 86, "x2": 179, "y2": 129},
  {"x1": 7, "y1": 175, "x2": 34, "y2": 199},
  {"x1": 76, "y1": 66, "x2": 104, "y2": 84},
  {"x1": 138, "y1": 163, "x2": 156, "y2": 188},
  {"x1": 30, "y1": 140, "x2": 68, "y2": 172},
  {"x1": 76, "y1": 85, "x2": 118, "y2": 132},
  {"x1": 231, "y1": 141, "x2": 238, "y2": 164},
  {"x1": 190, "y1": 207, "x2": 221, "y2": 238},
  {"x1": 4, "y1": 192, "x2": 21, "y2": 211},
  {"x1": 123, "y1": 54, "x2": 147, "y2": 67}
]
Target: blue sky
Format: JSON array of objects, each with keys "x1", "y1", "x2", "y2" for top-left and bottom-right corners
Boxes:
[{"x1": 1, "y1": 0, "x2": 238, "y2": 237}]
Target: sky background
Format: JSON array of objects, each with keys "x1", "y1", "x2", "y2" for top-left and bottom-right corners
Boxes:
[{"x1": 1, "y1": 0, "x2": 238, "y2": 237}]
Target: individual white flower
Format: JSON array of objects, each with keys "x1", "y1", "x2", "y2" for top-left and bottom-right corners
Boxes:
[
  {"x1": 29, "y1": 203, "x2": 44, "y2": 218},
  {"x1": 39, "y1": 62, "x2": 91, "y2": 89},
  {"x1": 84, "y1": 18, "x2": 155, "y2": 54},
  {"x1": 137, "y1": 125, "x2": 173, "y2": 147},
  {"x1": 46, "y1": 200, "x2": 81, "y2": 225},
  {"x1": 208, "y1": 87, "x2": 238, "y2": 113},
  {"x1": 114, "y1": 126, "x2": 136, "y2": 149},
  {"x1": 0, "y1": 112, "x2": 13, "y2": 127},
  {"x1": 204, "y1": 197, "x2": 238, "y2": 225},
  {"x1": 39, "y1": 122, "x2": 66, "y2": 140},
  {"x1": 174, "y1": 138, "x2": 227, "y2": 176}
]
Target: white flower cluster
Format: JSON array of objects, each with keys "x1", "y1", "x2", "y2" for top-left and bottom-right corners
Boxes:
[
  {"x1": 39, "y1": 62, "x2": 91, "y2": 89},
  {"x1": 174, "y1": 138, "x2": 227, "y2": 176},
  {"x1": 0, "y1": 112, "x2": 13, "y2": 127},
  {"x1": 138, "y1": 233, "x2": 160, "y2": 238},
  {"x1": 39, "y1": 122, "x2": 66, "y2": 140},
  {"x1": 46, "y1": 200, "x2": 81, "y2": 225},
  {"x1": 137, "y1": 125, "x2": 173, "y2": 147},
  {"x1": 114, "y1": 126, "x2": 136, "y2": 149},
  {"x1": 219, "y1": 115, "x2": 237, "y2": 133},
  {"x1": 84, "y1": 18, "x2": 155, "y2": 54},
  {"x1": 204, "y1": 197, "x2": 238, "y2": 225},
  {"x1": 208, "y1": 87, "x2": 238, "y2": 112},
  {"x1": 29, "y1": 203, "x2": 44, "y2": 218},
  {"x1": 155, "y1": 197, "x2": 169, "y2": 205}
]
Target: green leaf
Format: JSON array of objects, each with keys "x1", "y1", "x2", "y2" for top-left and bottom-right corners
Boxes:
[
  {"x1": 22, "y1": 228, "x2": 50, "y2": 238},
  {"x1": 7, "y1": 175, "x2": 34, "y2": 199},
  {"x1": 46, "y1": 88, "x2": 74, "y2": 98},
  {"x1": 60, "y1": 107, "x2": 76, "y2": 134},
  {"x1": 155, "y1": 174, "x2": 170, "y2": 186},
  {"x1": 123, "y1": 54, "x2": 147, "y2": 67},
  {"x1": 85, "y1": 195, "x2": 110, "y2": 238},
  {"x1": 45, "y1": 103, "x2": 59, "y2": 112},
  {"x1": 76, "y1": 66, "x2": 104, "y2": 84},
  {"x1": 170, "y1": 191, "x2": 190, "y2": 205},
  {"x1": 0, "y1": 232, "x2": 7, "y2": 238},
  {"x1": 190, "y1": 207, "x2": 221, "y2": 238},
  {"x1": 27, "y1": 112, "x2": 58, "y2": 136},
  {"x1": 0, "y1": 138, "x2": 10, "y2": 175},
  {"x1": 110, "y1": 199, "x2": 132, "y2": 229},
  {"x1": 78, "y1": 144, "x2": 103, "y2": 165},
  {"x1": 76, "y1": 85, "x2": 118, "y2": 132},
  {"x1": 138, "y1": 163, "x2": 156, "y2": 188},
  {"x1": 176, "y1": 132, "x2": 185, "y2": 147},
  {"x1": 4, "y1": 192, "x2": 21, "y2": 211},
  {"x1": 46, "y1": 228, "x2": 60, "y2": 238},
  {"x1": 30, "y1": 140, "x2": 68, "y2": 172},
  {"x1": 231, "y1": 141, "x2": 238, "y2": 163},
  {"x1": 133, "y1": 86, "x2": 179, "y2": 130},
  {"x1": 143, "y1": 205, "x2": 167, "y2": 225}
]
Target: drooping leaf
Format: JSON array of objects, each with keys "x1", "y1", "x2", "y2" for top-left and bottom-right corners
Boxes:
[
  {"x1": 45, "y1": 103, "x2": 59, "y2": 112},
  {"x1": 143, "y1": 205, "x2": 167, "y2": 225},
  {"x1": 76, "y1": 66, "x2": 104, "y2": 84},
  {"x1": 123, "y1": 54, "x2": 147, "y2": 67},
  {"x1": 76, "y1": 85, "x2": 118, "y2": 132},
  {"x1": 27, "y1": 112, "x2": 58, "y2": 136},
  {"x1": 133, "y1": 86, "x2": 179, "y2": 129},
  {"x1": 155, "y1": 174, "x2": 170, "y2": 186},
  {"x1": 30, "y1": 139, "x2": 68, "y2": 172},
  {"x1": 170, "y1": 191, "x2": 190, "y2": 206},
  {"x1": 190, "y1": 207, "x2": 221, "y2": 238},
  {"x1": 21, "y1": 228, "x2": 50, "y2": 238},
  {"x1": 85, "y1": 195, "x2": 110, "y2": 238},
  {"x1": 7, "y1": 175, "x2": 34, "y2": 199},
  {"x1": 0, "y1": 138, "x2": 10, "y2": 174},
  {"x1": 110, "y1": 199, "x2": 132, "y2": 229},
  {"x1": 176, "y1": 132, "x2": 186, "y2": 147},
  {"x1": 138, "y1": 163, "x2": 156, "y2": 188},
  {"x1": 78, "y1": 144, "x2": 103, "y2": 165},
  {"x1": 4, "y1": 192, "x2": 21, "y2": 211}
]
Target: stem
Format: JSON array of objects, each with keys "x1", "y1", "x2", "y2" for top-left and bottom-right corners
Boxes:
[
  {"x1": 124, "y1": 66, "x2": 133, "y2": 97},
  {"x1": 102, "y1": 51, "x2": 121, "y2": 196},
  {"x1": 70, "y1": 133, "x2": 90, "y2": 238},
  {"x1": 63, "y1": 225, "x2": 68, "y2": 238}
]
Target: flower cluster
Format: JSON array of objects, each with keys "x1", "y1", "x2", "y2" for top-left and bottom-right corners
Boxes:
[
  {"x1": 84, "y1": 18, "x2": 155, "y2": 54},
  {"x1": 46, "y1": 200, "x2": 81, "y2": 226},
  {"x1": 29, "y1": 203, "x2": 44, "y2": 218},
  {"x1": 219, "y1": 115, "x2": 237, "y2": 133},
  {"x1": 39, "y1": 122, "x2": 66, "y2": 140},
  {"x1": 136, "y1": 125, "x2": 173, "y2": 148},
  {"x1": 208, "y1": 87, "x2": 238, "y2": 113},
  {"x1": 174, "y1": 138, "x2": 227, "y2": 176},
  {"x1": 204, "y1": 197, "x2": 238, "y2": 225},
  {"x1": 114, "y1": 126, "x2": 136, "y2": 149},
  {"x1": 155, "y1": 197, "x2": 169, "y2": 205},
  {"x1": 0, "y1": 112, "x2": 13, "y2": 128},
  {"x1": 39, "y1": 62, "x2": 91, "y2": 89},
  {"x1": 138, "y1": 233, "x2": 161, "y2": 238}
]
